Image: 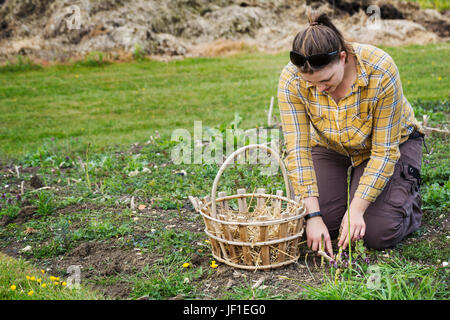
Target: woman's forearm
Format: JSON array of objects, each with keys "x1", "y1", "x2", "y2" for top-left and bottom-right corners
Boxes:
[
  {"x1": 349, "y1": 195, "x2": 371, "y2": 214},
  {"x1": 303, "y1": 196, "x2": 320, "y2": 213},
  {"x1": 303, "y1": 195, "x2": 370, "y2": 215}
]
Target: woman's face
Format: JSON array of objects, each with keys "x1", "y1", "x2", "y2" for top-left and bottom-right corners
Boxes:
[{"x1": 301, "y1": 51, "x2": 347, "y2": 93}]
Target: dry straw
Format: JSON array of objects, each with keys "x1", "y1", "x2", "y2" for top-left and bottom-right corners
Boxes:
[{"x1": 189, "y1": 144, "x2": 307, "y2": 270}]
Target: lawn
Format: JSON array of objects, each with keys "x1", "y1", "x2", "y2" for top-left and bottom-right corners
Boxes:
[
  {"x1": 0, "y1": 42, "x2": 448, "y2": 300},
  {"x1": 0, "y1": 42, "x2": 448, "y2": 161}
]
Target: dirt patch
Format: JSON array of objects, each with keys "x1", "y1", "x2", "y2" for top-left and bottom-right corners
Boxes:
[
  {"x1": 30, "y1": 175, "x2": 44, "y2": 189},
  {"x1": 50, "y1": 240, "x2": 164, "y2": 299},
  {"x1": 0, "y1": 205, "x2": 38, "y2": 227}
]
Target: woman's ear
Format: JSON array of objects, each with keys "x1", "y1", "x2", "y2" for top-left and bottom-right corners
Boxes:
[{"x1": 340, "y1": 51, "x2": 347, "y2": 64}]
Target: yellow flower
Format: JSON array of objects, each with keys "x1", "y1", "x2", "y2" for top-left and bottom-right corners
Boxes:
[
  {"x1": 205, "y1": 240, "x2": 210, "y2": 243},
  {"x1": 37, "y1": 278, "x2": 42, "y2": 283},
  {"x1": 41, "y1": 283, "x2": 47, "y2": 288},
  {"x1": 56, "y1": 277, "x2": 60, "y2": 281},
  {"x1": 182, "y1": 263, "x2": 190, "y2": 268},
  {"x1": 10, "y1": 285, "x2": 16, "y2": 291},
  {"x1": 41, "y1": 269, "x2": 45, "y2": 274},
  {"x1": 210, "y1": 261, "x2": 218, "y2": 269},
  {"x1": 30, "y1": 276, "x2": 35, "y2": 281},
  {"x1": 62, "y1": 282, "x2": 67, "y2": 287},
  {"x1": 438, "y1": 76, "x2": 442, "y2": 81},
  {"x1": 27, "y1": 290, "x2": 34, "y2": 296},
  {"x1": 54, "y1": 281, "x2": 59, "y2": 285},
  {"x1": 50, "y1": 276, "x2": 56, "y2": 281}
]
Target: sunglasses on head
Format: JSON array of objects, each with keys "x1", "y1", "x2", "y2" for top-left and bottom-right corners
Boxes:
[{"x1": 290, "y1": 50, "x2": 339, "y2": 68}]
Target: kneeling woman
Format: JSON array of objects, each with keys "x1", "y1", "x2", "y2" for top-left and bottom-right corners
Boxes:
[{"x1": 277, "y1": 10, "x2": 426, "y2": 257}]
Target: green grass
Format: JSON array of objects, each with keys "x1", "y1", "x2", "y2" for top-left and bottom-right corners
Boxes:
[
  {"x1": 300, "y1": 254, "x2": 448, "y2": 300},
  {"x1": 0, "y1": 252, "x2": 103, "y2": 300},
  {"x1": 0, "y1": 42, "x2": 449, "y2": 161},
  {"x1": 403, "y1": 0, "x2": 450, "y2": 12}
]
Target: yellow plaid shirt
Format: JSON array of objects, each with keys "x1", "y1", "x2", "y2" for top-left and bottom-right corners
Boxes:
[{"x1": 277, "y1": 42, "x2": 424, "y2": 203}]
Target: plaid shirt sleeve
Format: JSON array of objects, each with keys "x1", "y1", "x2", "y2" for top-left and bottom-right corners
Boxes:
[
  {"x1": 354, "y1": 57, "x2": 403, "y2": 202},
  {"x1": 277, "y1": 66, "x2": 319, "y2": 199}
]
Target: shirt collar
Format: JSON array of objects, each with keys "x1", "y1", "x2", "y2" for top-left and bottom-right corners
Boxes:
[{"x1": 298, "y1": 42, "x2": 369, "y2": 89}]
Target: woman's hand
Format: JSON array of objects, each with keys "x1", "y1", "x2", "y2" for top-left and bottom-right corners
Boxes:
[
  {"x1": 338, "y1": 209, "x2": 366, "y2": 249},
  {"x1": 306, "y1": 216, "x2": 334, "y2": 258}
]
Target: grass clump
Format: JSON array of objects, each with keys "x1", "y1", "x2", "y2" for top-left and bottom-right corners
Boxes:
[{"x1": 0, "y1": 252, "x2": 103, "y2": 300}]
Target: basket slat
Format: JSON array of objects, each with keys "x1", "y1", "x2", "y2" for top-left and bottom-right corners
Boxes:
[
  {"x1": 258, "y1": 215, "x2": 270, "y2": 265},
  {"x1": 289, "y1": 196, "x2": 304, "y2": 258},
  {"x1": 219, "y1": 214, "x2": 237, "y2": 262},
  {"x1": 277, "y1": 212, "x2": 290, "y2": 262},
  {"x1": 256, "y1": 188, "x2": 266, "y2": 210},
  {"x1": 203, "y1": 195, "x2": 229, "y2": 260},
  {"x1": 238, "y1": 215, "x2": 253, "y2": 266},
  {"x1": 201, "y1": 208, "x2": 221, "y2": 257},
  {"x1": 237, "y1": 189, "x2": 247, "y2": 213}
]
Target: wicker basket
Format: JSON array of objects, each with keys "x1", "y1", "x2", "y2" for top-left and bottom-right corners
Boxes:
[{"x1": 189, "y1": 144, "x2": 307, "y2": 270}]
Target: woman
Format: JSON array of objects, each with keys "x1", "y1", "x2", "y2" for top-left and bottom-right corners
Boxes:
[{"x1": 277, "y1": 11, "x2": 426, "y2": 258}]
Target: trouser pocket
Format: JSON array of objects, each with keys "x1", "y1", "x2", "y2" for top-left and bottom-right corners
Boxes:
[{"x1": 383, "y1": 161, "x2": 421, "y2": 218}]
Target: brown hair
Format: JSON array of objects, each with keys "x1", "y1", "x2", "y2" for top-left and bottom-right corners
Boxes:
[{"x1": 292, "y1": 10, "x2": 355, "y2": 74}]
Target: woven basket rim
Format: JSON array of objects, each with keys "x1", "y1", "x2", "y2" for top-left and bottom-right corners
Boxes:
[
  {"x1": 204, "y1": 227, "x2": 303, "y2": 246},
  {"x1": 198, "y1": 193, "x2": 307, "y2": 226},
  {"x1": 212, "y1": 253, "x2": 300, "y2": 270}
]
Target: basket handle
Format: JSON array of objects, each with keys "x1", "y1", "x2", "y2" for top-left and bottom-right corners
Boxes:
[{"x1": 211, "y1": 143, "x2": 293, "y2": 218}]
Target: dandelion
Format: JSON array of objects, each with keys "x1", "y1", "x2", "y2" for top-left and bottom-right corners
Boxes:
[
  {"x1": 438, "y1": 76, "x2": 442, "y2": 81},
  {"x1": 54, "y1": 281, "x2": 59, "y2": 286},
  {"x1": 41, "y1": 270, "x2": 45, "y2": 274},
  {"x1": 37, "y1": 278, "x2": 42, "y2": 283},
  {"x1": 210, "y1": 261, "x2": 218, "y2": 269},
  {"x1": 26, "y1": 276, "x2": 31, "y2": 280},
  {"x1": 62, "y1": 282, "x2": 67, "y2": 287},
  {"x1": 10, "y1": 285, "x2": 16, "y2": 291},
  {"x1": 27, "y1": 290, "x2": 34, "y2": 296},
  {"x1": 50, "y1": 276, "x2": 56, "y2": 281},
  {"x1": 182, "y1": 263, "x2": 190, "y2": 268},
  {"x1": 30, "y1": 276, "x2": 35, "y2": 281},
  {"x1": 41, "y1": 283, "x2": 47, "y2": 288}
]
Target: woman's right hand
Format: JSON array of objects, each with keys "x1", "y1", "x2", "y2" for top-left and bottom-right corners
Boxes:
[{"x1": 306, "y1": 216, "x2": 334, "y2": 258}]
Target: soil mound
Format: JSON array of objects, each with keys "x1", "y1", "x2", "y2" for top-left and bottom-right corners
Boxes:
[{"x1": 0, "y1": 0, "x2": 448, "y2": 62}]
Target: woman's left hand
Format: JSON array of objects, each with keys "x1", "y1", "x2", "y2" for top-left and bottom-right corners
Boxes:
[{"x1": 338, "y1": 209, "x2": 366, "y2": 249}]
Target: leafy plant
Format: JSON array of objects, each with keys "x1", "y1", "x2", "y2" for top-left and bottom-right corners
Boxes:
[
  {"x1": 422, "y1": 180, "x2": 450, "y2": 213},
  {"x1": 0, "y1": 193, "x2": 22, "y2": 219},
  {"x1": 35, "y1": 191, "x2": 55, "y2": 217}
]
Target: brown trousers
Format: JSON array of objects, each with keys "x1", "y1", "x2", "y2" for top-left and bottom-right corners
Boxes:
[{"x1": 304, "y1": 135, "x2": 424, "y2": 250}]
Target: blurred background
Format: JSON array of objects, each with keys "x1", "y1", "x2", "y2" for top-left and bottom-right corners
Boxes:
[{"x1": 0, "y1": 0, "x2": 449, "y2": 62}]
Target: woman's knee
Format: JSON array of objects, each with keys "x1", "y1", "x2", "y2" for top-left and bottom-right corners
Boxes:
[{"x1": 363, "y1": 218, "x2": 405, "y2": 250}]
